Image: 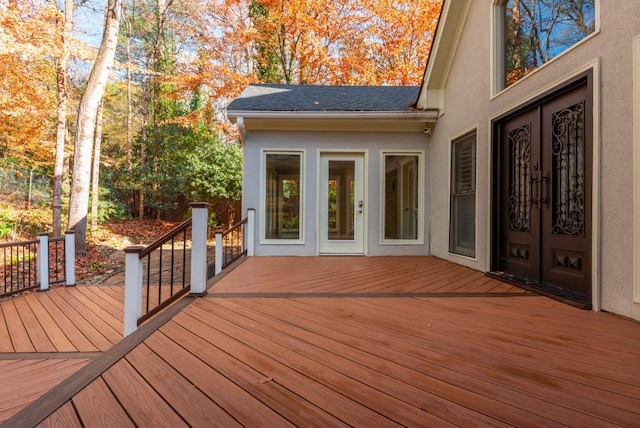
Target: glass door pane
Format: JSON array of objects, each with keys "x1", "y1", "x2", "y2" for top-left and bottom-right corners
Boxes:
[{"x1": 327, "y1": 160, "x2": 355, "y2": 241}]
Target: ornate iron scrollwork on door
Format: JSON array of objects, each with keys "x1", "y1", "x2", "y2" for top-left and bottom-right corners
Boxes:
[
  {"x1": 551, "y1": 101, "x2": 585, "y2": 236},
  {"x1": 508, "y1": 124, "x2": 531, "y2": 232}
]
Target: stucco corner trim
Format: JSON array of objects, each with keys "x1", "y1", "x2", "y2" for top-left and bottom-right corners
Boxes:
[{"x1": 633, "y1": 35, "x2": 640, "y2": 304}]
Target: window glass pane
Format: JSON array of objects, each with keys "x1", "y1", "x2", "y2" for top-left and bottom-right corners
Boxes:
[
  {"x1": 450, "y1": 135, "x2": 476, "y2": 257},
  {"x1": 327, "y1": 160, "x2": 355, "y2": 241},
  {"x1": 504, "y1": 0, "x2": 595, "y2": 87},
  {"x1": 265, "y1": 153, "x2": 301, "y2": 240},
  {"x1": 452, "y1": 194, "x2": 476, "y2": 257},
  {"x1": 384, "y1": 155, "x2": 419, "y2": 240}
]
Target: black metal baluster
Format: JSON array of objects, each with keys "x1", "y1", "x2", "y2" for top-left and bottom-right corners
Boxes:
[
  {"x1": 158, "y1": 246, "x2": 163, "y2": 306},
  {"x1": 170, "y1": 236, "x2": 175, "y2": 297}
]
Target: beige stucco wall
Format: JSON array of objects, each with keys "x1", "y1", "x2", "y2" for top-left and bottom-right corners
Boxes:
[{"x1": 428, "y1": 1, "x2": 640, "y2": 320}]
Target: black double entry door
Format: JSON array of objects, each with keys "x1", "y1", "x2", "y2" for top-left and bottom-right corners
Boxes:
[{"x1": 493, "y1": 73, "x2": 592, "y2": 308}]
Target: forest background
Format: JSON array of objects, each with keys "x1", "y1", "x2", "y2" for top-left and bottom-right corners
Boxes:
[{"x1": 0, "y1": 0, "x2": 441, "y2": 263}]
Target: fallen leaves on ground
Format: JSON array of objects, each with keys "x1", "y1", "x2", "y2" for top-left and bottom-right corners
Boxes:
[{"x1": 77, "y1": 219, "x2": 181, "y2": 283}]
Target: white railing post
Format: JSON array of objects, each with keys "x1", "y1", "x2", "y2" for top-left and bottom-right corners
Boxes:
[
  {"x1": 124, "y1": 246, "x2": 144, "y2": 337},
  {"x1": 247, "y1": 208, "x2": 255, "y2": 257},
  {"x1": 190, "y1": 202, "x2": 209, "y2": 296},
  {"x1": 64, "y1": 230, "x2": 76, "y2": 286},
  {"x1": 38, "y1": 232, "x2": 49, "y2": 291},
  {"x1": 215, "y1": 228, "x2": 223, "y2": 275}
]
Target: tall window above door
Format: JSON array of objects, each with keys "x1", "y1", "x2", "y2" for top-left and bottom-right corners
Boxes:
[
  {"x1": 263, "y1": 151, "x2": 303, "y2": 242},
  {"x1": 494, "y1": 0, "x2": 596, "y2": 91},
  {"x1": 450, "y1": 133, "x2": 476, "y2": 258},
  {"x1": 382, "y1": 152, "x2": 423, "y2": 243}
]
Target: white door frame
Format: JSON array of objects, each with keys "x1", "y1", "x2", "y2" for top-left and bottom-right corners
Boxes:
[{"x1": 318, "y1": 152, "x2": 366, "y2": 254}]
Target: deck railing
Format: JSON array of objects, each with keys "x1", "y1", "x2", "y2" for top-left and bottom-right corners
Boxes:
[
  {"x1": 213, "y1": 209, "x2": 255, "y2": 275},
  {"x1": 0, "y1": 232, "x2": 75, "y2": 298},
  {"x1": 124, "y1": 204, "x2": 254, "y2": 336}
]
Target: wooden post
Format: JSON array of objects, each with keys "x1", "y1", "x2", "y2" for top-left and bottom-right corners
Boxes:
[
  {"x1": 123, "y1": 246, "x2": 144, "y2": 337},
  {"x1": 38, "y1": 233, "x2": 49, "y2": 291},
  {"x1": 215, "y1": 228, "x2": 223, "y2": 275},
  {"x1": 247, "y1": 208, "x2": 255, "y2": 257},
  {"x1": 190, "y1": 202, "x2": 209, "y2": 296},
  {"x1": 64, "y1": 230, "x2": 76, "y2": 286}
]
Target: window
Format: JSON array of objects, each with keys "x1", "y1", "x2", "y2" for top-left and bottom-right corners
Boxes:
[
  {"x1": 264, "y1": 152, "x2": 302, "y2": 241},
  {"x1": 498, "y1": 0, "x2": 596, "y2": 89},
  {"x1": 450, "y1": 133, "x2": 476, "y2": 257},
  {"x1": 382, "y1": 153, "x2": 422, "y2": 242}
]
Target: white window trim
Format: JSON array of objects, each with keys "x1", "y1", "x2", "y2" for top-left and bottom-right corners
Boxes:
[
  {"x1": 259, "y1": 149, "x2": 306, "y2": 245},
  {"x1": 379, "y1": 150, "x2": 425, "y2": 245},
  {"x1": 633, "y1": 34, "x2": 640, "y2": 304},
  {"x1": 490, "y1": 0, "x2": 601, "y2": 97},
  {"x1": 448, "y1": 128, "x2": 478, "y2": 261}
]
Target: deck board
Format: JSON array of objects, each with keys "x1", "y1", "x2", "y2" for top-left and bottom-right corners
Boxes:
[
  {"x1": 36, "y1": 402, "x2": 82, "y2": 428},
  {"x1": 72, "y1": 377, "x2": 134, "y2": 428},
  {"x1": 145, "y1": 322, "x2": 339, "y2": 426},
  {"x1": 54, "y1": 288, "x2": 122, "y2": 344},
  {"x1": 4, "y1": 256, "x2": 640, "y2": 427},
  {"x1": 12, "y1": 298, "x2": 56, "y2": 352},
  {"x1": 126, "y1": 343, "x2": 243, "y2": 427},
  {"x1": 0, "y1": 359, "x2": 88, "y2": 422},
  {"x1": 0, "y1": 303, "x2": 16, "y2": 352},
  {"x1": 32, "y1": 291, "x2": 101, "y2": 352},
  {"x1": 0, "y1": 284, "x2": 125, "y2": 423},
  {"x1": 23, "y1": 294, "x2": 76, "y2": 352},
  {"x1": 196, "y1": 298, "x2": 515, "y2": 427},
  {"x1": 101, "y1": 359, "x2": 189, "y2": 427},
  {"x1": 165, "y1": 314, "x2": 402, "y2": 427},
  {"x1": 2, "y1": 300, "x2": 35, "y2": 352}
]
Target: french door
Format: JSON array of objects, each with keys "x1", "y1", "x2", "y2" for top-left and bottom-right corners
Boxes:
[
  {"x1": 319, "y1": 153, "x2": 365, "y2": 254},
  {"x1": 494, "y1": 75, "x2": 592, "y2": 307}
]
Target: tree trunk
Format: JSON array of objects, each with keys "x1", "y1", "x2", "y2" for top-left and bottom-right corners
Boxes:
[
  {"x1": 124, "y1": 9, "x2": 133, "y2": 165},
  {"x1": 52, "y1": 0, "x2": 73, "y2": 237},
  {"x1": 138, "y1": 116, "x2": 146, "y2": 219},
  {"x1": 68, "y1": 0, "x2": 123, "y2": 254},
  {"x1": 90, "y1": 100, "x2": 104, "y2": 232}
]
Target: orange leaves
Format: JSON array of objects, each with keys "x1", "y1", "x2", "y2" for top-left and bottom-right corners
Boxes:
[
  {"x1": 114, "y1": 0, "x2": 441, "y2": 134},
  {"x1": 0, "y1": 0, "x2": 62, "y2": 165},
  {"x1": 191, "y1": 0, "x2": 442, "y2": 111}
]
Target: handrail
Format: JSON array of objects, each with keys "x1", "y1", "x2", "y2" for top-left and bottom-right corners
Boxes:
[
  {"x1": 139, "y1": 218, "x2": 192, "y2": 259},
  {"x1": 222, "y1": 217, "x2": 247, "y2": 238}
]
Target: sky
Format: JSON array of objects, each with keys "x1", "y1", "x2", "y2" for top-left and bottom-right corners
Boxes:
[{"x1": 71, "y1": 0, "x2": 107, "y2": 48}]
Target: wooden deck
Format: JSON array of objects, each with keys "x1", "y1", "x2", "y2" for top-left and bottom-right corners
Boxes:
[
  {"x1": 3, "y1": 257, "x2": 640, "y2": 427},
  {"x1": 0, "y1": 285, "x2": 124, "y2": 421}
]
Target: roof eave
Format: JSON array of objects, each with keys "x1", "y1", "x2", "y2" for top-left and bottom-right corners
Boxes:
[{"x1": 227, "y1": 110, "x2": 439, "y2": 123}]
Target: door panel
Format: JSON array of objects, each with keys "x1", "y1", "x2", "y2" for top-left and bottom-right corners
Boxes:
[
  {"x1": 499, "y1": 108, "x2": 541, "y2": 281},
  {"x1": 495, "y1": 78, "x2": 591, "y2": 306},
  {"x1": 319, "y1": 153, "x2": 365, "y2": 254},
  {"x1": 540, "y1": 87, "x2": 591, "y2": 300}
]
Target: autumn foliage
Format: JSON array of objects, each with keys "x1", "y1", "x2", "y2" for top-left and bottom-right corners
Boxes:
[
  {"x1": 0, "y1": 0, "x2": 442, "y2": 237},
  {"x1": 0, "y1": 1, "x2": 61, "y2": 165},
  {"x1": 182, "y1": 0, "x2": 442, "y2": 104}
]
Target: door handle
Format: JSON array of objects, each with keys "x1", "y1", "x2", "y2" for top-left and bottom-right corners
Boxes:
[
  {"x1": 540, "y1": 174, "x2": 549, "y2": 205},
  {"x1": 358, "y1": 200, "x2": 363, "y2": 214},
  {"x1": 530, "y1": 162, "x2": 540, "y2": 207}
]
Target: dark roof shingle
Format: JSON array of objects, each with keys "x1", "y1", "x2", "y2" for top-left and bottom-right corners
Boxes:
[{"x1": 227, "y1": 84, "x2": 420, "y2": 112}]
